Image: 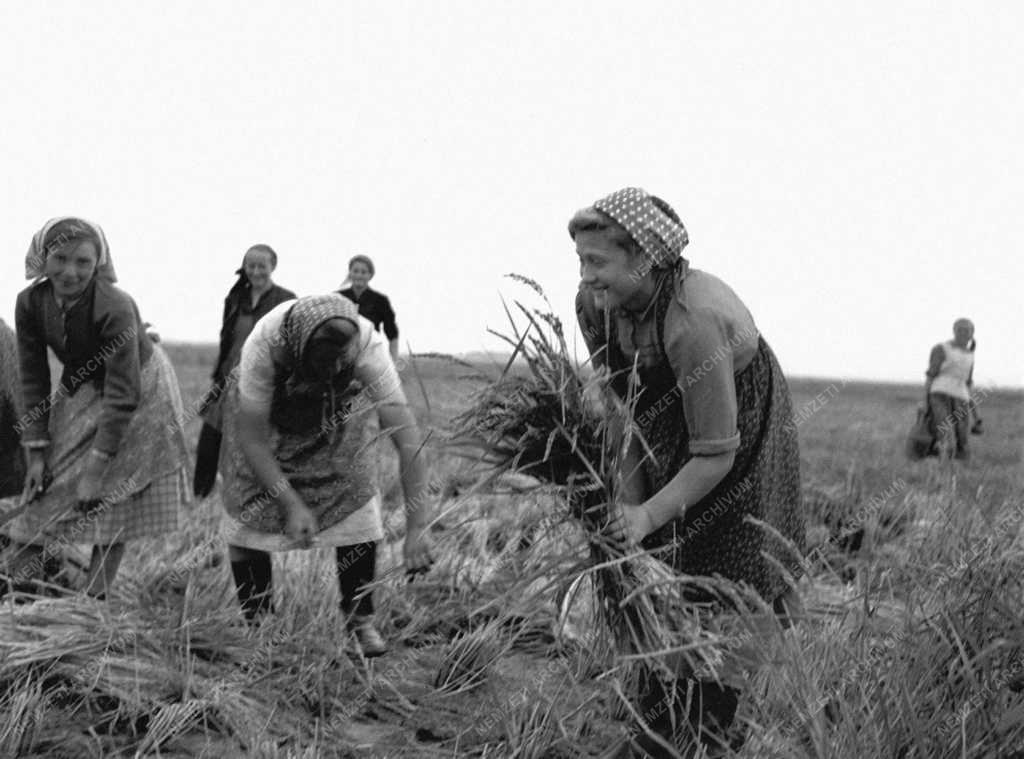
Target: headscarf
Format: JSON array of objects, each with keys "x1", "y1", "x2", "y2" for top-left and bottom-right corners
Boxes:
[
  {"x1": 592, "y1": 187, "x2": 689, "y2": 272},
  {"x1": 25, "y1": 217, "x2": 116, "y2": 282},
  {"x1": 282, "y1": 294, "x2": 361, "y2": 367}
]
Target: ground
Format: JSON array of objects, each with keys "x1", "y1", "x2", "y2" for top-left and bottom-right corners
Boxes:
[{"x1": 1, "y1": 342, "x2": 1022, "y2": 758}]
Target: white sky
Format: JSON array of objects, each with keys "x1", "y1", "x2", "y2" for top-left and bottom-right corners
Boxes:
[{"x1": 1, "y1": 2, "x2": 1021, "y2": 386}]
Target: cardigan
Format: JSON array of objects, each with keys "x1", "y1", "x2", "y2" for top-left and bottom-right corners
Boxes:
[
  {"x1": 337, "y1": 286, "x2": 399, "y2": 340},
  {"x1": 213, "y1": 282, "x2": 296, "y2": 384},
  {"x1": 15, "y1": 277, "x2": 153, "y2": 455}
]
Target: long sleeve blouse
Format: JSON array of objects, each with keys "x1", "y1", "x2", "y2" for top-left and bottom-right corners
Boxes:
[{"x1": 15, "y1": 277, "x2": 153, "y2": 455}]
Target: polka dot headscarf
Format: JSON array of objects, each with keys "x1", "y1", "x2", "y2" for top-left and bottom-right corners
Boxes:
[{"x1": 593, "y1": 187, "x2": 689, "y2": 271}]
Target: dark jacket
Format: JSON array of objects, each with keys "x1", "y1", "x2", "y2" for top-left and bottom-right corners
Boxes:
[
  {"x1": 15, "y1": 277, "x2": 153, "y2": 455},
  {"x1": 337, "y1": 286, "x2": 399, "y2": 340},
  {"x1": 212, "y1": 282, "x2": 296, "y2": 384}
]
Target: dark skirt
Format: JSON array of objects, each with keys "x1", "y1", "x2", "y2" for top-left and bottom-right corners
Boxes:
[{"x1": 641, "y1": 337, "x2": 805, "y2": 603}]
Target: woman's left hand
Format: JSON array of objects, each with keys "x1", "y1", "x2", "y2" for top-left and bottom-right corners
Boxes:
[
  {"x1": 404, "y1": 524, "x2": 435, "y2": 576},
  {"x1": 603, "y1": 503, "x2": 654, "y2": 548}
]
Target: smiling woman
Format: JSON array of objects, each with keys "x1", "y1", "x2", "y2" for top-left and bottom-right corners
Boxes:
[
  {"x1": 192, "y1": 244, "x2": 296, "y2": 498},
  {"x1": 0, "y1": 217, "x2": 191, "y2": 600},
  {"x1": 571, "y1": 188, "x2": 806, "y2": 755}
]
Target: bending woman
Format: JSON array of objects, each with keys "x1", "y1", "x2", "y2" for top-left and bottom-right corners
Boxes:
[
  {"x1": 2, "y1": 217, "x2": 190, "y2": 598},
  {"x1": 572, "y1": 188, "x2": 806, "y2": 754},
  {"x1": 219, "y1": 293, "x2": 433, "y2": 656},
  {"x1": 193, "y1": 245, "x2": 295, "y2": 497}
]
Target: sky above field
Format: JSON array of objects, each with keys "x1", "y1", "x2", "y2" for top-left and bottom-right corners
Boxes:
[{"x1": 1, "y1": 2, "x2": 1021, "y2": 387}]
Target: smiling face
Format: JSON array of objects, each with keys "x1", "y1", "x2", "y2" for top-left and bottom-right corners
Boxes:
[
  {"x1": 243, "y1": 248, "x2": 276, "y2": 291},
  {"x1": 45, "y1": 239, "x2": 99, "y2": 299},
  {"x1": 348, "y1": 261, "x2": 373, "y2": 291},
  {"x1": 575, "y1": 229, "x2": 654, "y2": 311}
]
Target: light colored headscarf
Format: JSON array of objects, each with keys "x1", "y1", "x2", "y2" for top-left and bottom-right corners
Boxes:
[
  {"x1": 282, "y1": 293, "x2": 361, "y2": 367},
  {"x1": 592, "y1": 187, "x2": 689, "y2": 272},
  {"x1": 25, "y1": 217, "x2": 116, "y2": 283}
]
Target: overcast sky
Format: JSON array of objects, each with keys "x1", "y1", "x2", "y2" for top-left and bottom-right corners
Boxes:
[{"x1": 1, "y1": 2, "x2": 1020, "y2": 386}]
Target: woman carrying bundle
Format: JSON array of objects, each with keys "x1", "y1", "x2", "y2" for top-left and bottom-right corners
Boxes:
[
  {"x1": 218, "y1": 293, "x2": 433, "y2": 656},
  {"x1": 924, "y1": 318, "x2": 978, "y2": 460},
  {"x1": 193, "y1": 245, "x2": 295, "y2": 497},
  {"x1": 1, "y1": 217, "x2": 190, "y2": 598},
  {"x1": 571, "y1": 188, "x2": 806, "y2": 755}
]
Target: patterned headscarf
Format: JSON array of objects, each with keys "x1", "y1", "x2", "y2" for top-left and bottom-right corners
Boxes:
[
  {"x1": 592, "y1": 187, "x2": 689, "y2": 272},
  {"x1": 25, "y1": 217, "x2": 116, "y2": 282},
  {"x1": 282, "y1": 293, "x2": 361, "y2": 367}
]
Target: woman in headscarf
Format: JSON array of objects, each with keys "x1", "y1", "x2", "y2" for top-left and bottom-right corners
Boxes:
[
  {"x1": 1, "y1": 217, "x2": 190, "y2": 598},
  {"x1": 193, "y1": 245, "x2": 295, "y2": 497},
  {"x1": 925, "y1": 318, "x2": 976, "y2": 460},
  {"x1": 571, "y1": 188, "x2": 806, "y2": 755},
  {"x1": 337, "y1": 255, "x2": 400, "y2": 362},
  {"x1": 218, "y1": 293, "x2": 433, "y2": 656}
]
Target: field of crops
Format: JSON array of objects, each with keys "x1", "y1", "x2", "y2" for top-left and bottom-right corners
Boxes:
[{"x1": 1, "y1": 340, "x2": 1022, "y2": 758}]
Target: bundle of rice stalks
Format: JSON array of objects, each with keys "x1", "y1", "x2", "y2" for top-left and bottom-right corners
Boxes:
[
  {"x1": 433, "y1": 617, "x2": 514, "y2": 695},
  {"x1": 0, "y1": 595, "x2": 306, "y2": 752},
  {"x1": 451, "y1": 276, "x2": 740, "y2": 712}
]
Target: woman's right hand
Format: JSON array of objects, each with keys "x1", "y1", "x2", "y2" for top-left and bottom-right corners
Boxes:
[
  {"x1": 284, "y1": 499, "x2": 318, "y2": 548},
  {"x1": 22, "y1": 452, "x2": 47, "y2": 504}
]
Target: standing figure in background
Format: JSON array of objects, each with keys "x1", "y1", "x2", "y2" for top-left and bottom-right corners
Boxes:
[
  {"x1": 337, "y1": 255, "x2": 400, "y2": 362},
  {"x1": 218, "y1": 294, "x2": 433, "y2": 656},
  {"x1": 925, "y1": 318, "x2": 976, "y2": 460},
  {"x1": 1, "y1": 217, "x2": 190, "y2": 599},
  {"x1": 193, "y1": 245, "x2": 295, "y2": 498}
]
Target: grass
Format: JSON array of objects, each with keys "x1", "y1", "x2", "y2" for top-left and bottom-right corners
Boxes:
[{"x1": 0, "y1": 304, "x2": 1022, "y2": 757}]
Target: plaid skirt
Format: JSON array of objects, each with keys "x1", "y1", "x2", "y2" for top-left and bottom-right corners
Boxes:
[{"x1": 1, "y1": 345, "x2": 191, "y2": 545}]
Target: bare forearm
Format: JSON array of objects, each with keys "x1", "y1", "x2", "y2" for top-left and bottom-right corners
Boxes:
[
  {"x1": 381, "y1": 404, "x2": 431, "y2": 528},
  {"x1": 641, "y1": 452, "x2": 735, "y2": 532},
  {"x1": 238, "y1": 417, "x2": 301, "y2": 511}
]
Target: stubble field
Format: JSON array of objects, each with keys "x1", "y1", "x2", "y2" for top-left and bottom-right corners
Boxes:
[{"x1": 1, "y1": 340, "x2": 1022, "y2": 758}]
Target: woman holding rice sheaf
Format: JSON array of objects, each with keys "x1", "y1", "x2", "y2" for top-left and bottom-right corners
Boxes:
[
  {"x1": 1, "y1": 217, "x2": 191, "y2": 599},
  {"x1": 571, "y1": 188, "x2": 806, "y2": 754},
  {"x1": 219, "y1": 293, "x2": 433, "y2": 657},
  {"x1": 193, "y1": 244, "x2": 296, "y2": 497}
]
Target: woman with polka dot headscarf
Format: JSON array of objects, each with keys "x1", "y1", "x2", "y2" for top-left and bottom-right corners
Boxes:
[{"x1": 572, "y1": 188, "x2": 805, "y2": 754}]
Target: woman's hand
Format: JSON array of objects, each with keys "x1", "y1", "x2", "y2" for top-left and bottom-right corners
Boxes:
[
  {"x1": 403, "y1": 524, "x2": 435, "y2": 576},
  {"x1": 284, "y1": 499, "x2": 318, "y2": 548},
  {"x1": 603, "y1": 502, "x2": 654, "y2": 548},
  {"x1": 75, "y1": 450, "x2": 108, "y2": 508},
  {"x1": 22, "y1": 451, "x2": 48, "y2": 504}
]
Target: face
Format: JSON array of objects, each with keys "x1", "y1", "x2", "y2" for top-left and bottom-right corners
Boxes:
[
  {"x1": 953, "y1": 321, "x2": 974, "y2": 346},
  {"x1": 349, "y1": 261, "x2": 372, "y2": 289},
  {"x1": 45, "y1": 240, "x2": 99, "y2": 299},
  {"x1": 303, "y1": 320, "x2": 358, "y2": 381},
  {"x1": 575, "y1": 230, "x2": 651, "y2": 310},
  {"x1": 244, "y1": 249, "x2": 275, "y2": 290}
]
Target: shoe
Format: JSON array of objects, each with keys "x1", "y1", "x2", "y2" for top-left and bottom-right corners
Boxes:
[{"x1": 349, "y1": 615, "x2": 388, "y2": 658}]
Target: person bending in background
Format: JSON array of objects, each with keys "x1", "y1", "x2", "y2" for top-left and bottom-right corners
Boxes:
[
  {"x1": 925, "y1": 318, "x2": 976, "y2": 460},
  {"x1": 337, "y1": 255, "x2": 400, "y2": 362},
  {"x1": 0, "y1": 319, "x2": 24, "y2": 504},
  {"x1": 218, "y1": 293, "x2": 433, "y2": 657},
  {"x1": 572, "y1": 188, "x2": 806, "y2": 756},
  {"x1": 1, "y1": 217, "x2": 190, "y2": 599},
  {"x1": 193, "y1": 245, "x2": 296, "y2": 498}
]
